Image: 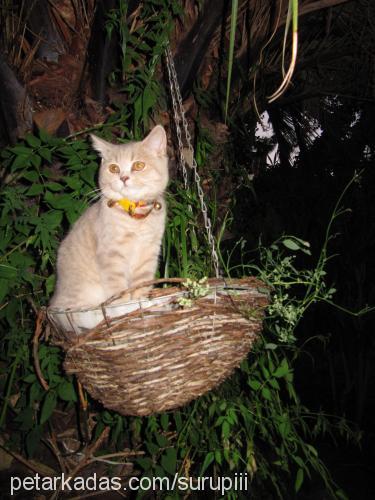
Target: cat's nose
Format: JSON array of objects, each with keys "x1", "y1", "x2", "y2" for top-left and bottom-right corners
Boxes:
[{"x1": 121, "y1": 175, "x2": 129, "y2": 185}]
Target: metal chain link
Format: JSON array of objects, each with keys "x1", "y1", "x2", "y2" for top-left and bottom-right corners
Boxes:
[
  {"x1": 165, "y1": 46, "x2": 221, "y2": 278},
  {"x1": 165, "y1": 47, "x2": 188, "y2": 189}
]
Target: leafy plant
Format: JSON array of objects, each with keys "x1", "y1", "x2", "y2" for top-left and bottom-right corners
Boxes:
[
  {"x1": 0, "y1": 131, "x2": 97, "y2": 453},
  {"x1": 104, "y1": 0, "x2": 181, "y2": 135}
]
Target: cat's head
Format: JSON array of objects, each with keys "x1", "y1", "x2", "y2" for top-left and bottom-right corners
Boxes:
[{"x1": 90, "y1": 125, "x2": 168, "y2": 202}]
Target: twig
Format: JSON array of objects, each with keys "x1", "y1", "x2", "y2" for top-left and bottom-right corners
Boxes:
[
  {"x1": 0, "y1": 443, "x2": 57, "y2": 476},
  {"x1": 70, "y1": 426, "x2": 110, "y2": 474},
  {"x1": 70, "y1": 489, "x2": 126, "y2": 500},
  {"x1": 51, "y1": 427, "x2": 110, "y2": 499},
  {"x1": 44, "y1": 433, "x2": 67, "y2": 474},
  {"x1": 26, "y1": 295, "x2": 38, "y2": 315},
  {"x1": 94, "y1": 450, "x2": 144, "y2": 460},
  {"x1": 33, "y1": 308, "x2": 49, "y2": 390}
]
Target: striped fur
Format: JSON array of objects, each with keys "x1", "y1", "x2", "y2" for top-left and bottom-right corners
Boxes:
[{"x1": 50, "y1": 126, "x2": 169, "y2": 309}]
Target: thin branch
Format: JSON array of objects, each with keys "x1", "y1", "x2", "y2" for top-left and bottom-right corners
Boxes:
[
  {"x1": 0, "y1": 444, "x2": 57, "y2": 477},
  {"x1": 93, "y1": 450, "x2": 144, "y2": 460},
  {"x1": 32, "y1": 308, "x2": 49, "y2": 391},
  {"x1": 51, "y1": 427, "x2": 110, "y2": 500}
]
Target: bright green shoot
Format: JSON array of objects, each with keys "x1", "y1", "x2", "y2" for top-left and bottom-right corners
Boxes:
[{"x1": 224, "y1": 0, "x2": 239, "y2": 122}]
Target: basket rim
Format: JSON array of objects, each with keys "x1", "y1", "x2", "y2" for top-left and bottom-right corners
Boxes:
[
  {"x1": 47, "y1": 277, "x2": 265, "y2": 315},
  {"x1": 47, "y1": 289, "x2": 186, "y2": 315}
]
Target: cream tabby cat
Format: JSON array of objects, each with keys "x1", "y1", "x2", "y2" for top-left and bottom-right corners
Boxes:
[{"x1": 50, "y1": 125, "x2": 168, "y2": 309}]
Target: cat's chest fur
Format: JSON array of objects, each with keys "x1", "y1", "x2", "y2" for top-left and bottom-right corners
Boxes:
[{"x1": 94, "y1": 200, "x2": 166, "y2": 263}]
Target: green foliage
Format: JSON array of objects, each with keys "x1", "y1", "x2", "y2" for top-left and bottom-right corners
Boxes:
[
  {"x1": 163, "y1": 185, "x2": 216, "y2": 278},
  {"x1": 0, "y1": 130, "x2": 98, "y2": 453},
  {"x1": 104, "y1": 0, "x2": 181, "y2": 135},
  {"x1": 225, "y1": 0, "x2": 239, "y2": 121},
  {"x1": 248, "y1": 236, "x2": 335, "y2": 343}
]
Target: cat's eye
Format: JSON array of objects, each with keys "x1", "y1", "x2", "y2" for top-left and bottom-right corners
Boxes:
[
  {"x1": 108, "y1": 163, "x2": 120, "y2": 174},
  {"x1": 132, "y1": 161, "x2": 146, "y2": 172}
]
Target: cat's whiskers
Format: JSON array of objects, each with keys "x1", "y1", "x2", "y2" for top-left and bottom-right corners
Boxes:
[
  {"x1": 87, "y1": 193, "x2": 104, "y2": 206},
  {"x1": 85, "y1": 188, "x2": 101, "y2": 199},
  {"x1": 78, "y1": 190, "x2": 103, "y2": 210}
]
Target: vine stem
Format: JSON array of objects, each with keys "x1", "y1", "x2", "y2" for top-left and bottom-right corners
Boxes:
[
  {"x1": 0, "y1": 352, "x2": 20, "y2": 428},
  {"x1": 303, "y1": 170, "x2": 362, "y2": 303}
]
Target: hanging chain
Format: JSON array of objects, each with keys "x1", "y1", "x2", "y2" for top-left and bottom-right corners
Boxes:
[
  {"x1": 165, "y1": 45, "x2": 221, "y2": 278},
  {"x1": 165, "y1": 47, "x2": 188, "y2": 189}
]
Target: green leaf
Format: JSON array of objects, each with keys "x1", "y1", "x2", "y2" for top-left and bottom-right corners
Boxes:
[
  {"x1": 295, "y1": 467, "x2": 304, "y2": 492},
  {"x1": 0, "y1": 264, "x2": 17, "y2": 279},
  {"x1": 261, "y1": 387, "x2": 272, "y2": 401},
  {"x1": 15, "y1": 406, "x2": 34, "y2": 431},
  {"x1": 44, "y1": 211, "x2": 63, "y2": 229},
  {"x1": 25, "y1": 134, "x2": 41, "y2": 147},
  {"x1": 142, "y1": 85, "x2": 157, "y2": 122},
  {"x1": 214, "y1": 449, "x2": 222, "y2": 465},
  {"x1": 335, "y1": 489, "x2": 349, "y2": 500},
  {"x1": 12, "y1": 154, "x2": 30, "y2": 170},
  {"x1": 155, "y1": 433, "x2": 168, "y2": 448},
  {"x1": 200, "y1": 451, "x2": 214, "y2": 474},
  {"x1": 64, "y1": 176, "x2": 82, "y2": 190},
  {"x1": 145, "y1": 441, "x2": 159, "y2": 455},
  {"x1": 40, "y1": 391, "x2": 57, "y2": 424},
  {"x1": 265, "y1": 343, "x2": 277, "y2": 350},
  {"x1": 136, "y1": 457, "x2": 153, "y2": 471},
  {"x1": 46, "y1": 182, "x2": 63, "y2": 192},
  {"x1": 22, "y1": 170, "x2": 39, "y2": 182},
  {"x1": 39, "y1": 147, "x2": 52, "y2": 162},
  {"x1": 57, "y1": 380, "x2": 77, "y2": 402},
  {"x1": 26, "y1": 184, "x2": 44, "y2": 196},
  {"x1": 45, "y1": 192, "x2": 74, "y2": 209},
  {"x1": 306, "y1": 444, "x2": 318, "y2": 457},
  {"x1": 45, "y1": 274, "x2": 56, "y2": 295},
  {"x1": 273, "y1": 358, "x2": 290, "y2": 378},
  {"x1": 268, "y1": 377, "x2": 280, "y2": 389},
  {"x1": 59, "y1": 146, "x2": 75, "y2": 156},
  {"x1": 278, "y1": 419, "x2": 291, "y2": 438},
  {"x1": 222, "y1": 420, "x2": 230, "y2": 438},
  {"x1": 101, "y1": 410, "x2": 114, "y2": 425},
  {"x1": 11, "y1": 145, "x2": 31, "y2": 155},
  {"x1": 30, "y1": 155, "x2": 42, "y2": 168},
  {"x1": 30, "y1": 381, "x2": 44, "y2": 404},
  {"x1": 282, "y1": 238, "x2": 300, "y2": 251},
  {"x1": 161, "y1": 448, "x2": 177, "y2": 475},
  {"x1": 293, "y1": 455, "x2": 305, "y2": 468},
  {"x1": 26, "y1": 426, "x2": 43, "y2": 457},
  {"x1": 160, "y1": 413, "x2": 169, "y2": 431},
  {"x1": 111, "y1": 415, "x2": 123, "y2": 443},
  {"x1": 189, "y1": 429, "x2": 199, "y2": 446},
  {"x1": 39, "y1": 128, "x2": 53, "y2": 145},
  {"x1": 173, "y1": 412, "x2": 182, "y2": 432}
]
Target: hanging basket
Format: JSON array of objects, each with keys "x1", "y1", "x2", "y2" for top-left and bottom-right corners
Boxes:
[{"x1": 46, "y1": 277, "x2": 269, "y2": 416}]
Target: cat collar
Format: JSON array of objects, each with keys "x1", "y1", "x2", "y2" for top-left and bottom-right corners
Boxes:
[{"x1": 107, "y1": 198, "x2": 162, "y2": 219}]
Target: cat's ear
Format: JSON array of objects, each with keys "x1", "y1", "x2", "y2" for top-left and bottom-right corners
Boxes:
[
  {"x1": 142, "y1": 125, "x2": 167, "y2": 156},
  {"x1": 90, "y1": 134, "x2": 114, "y2": 160}
]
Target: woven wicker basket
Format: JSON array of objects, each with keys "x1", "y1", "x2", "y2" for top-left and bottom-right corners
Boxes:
[{"x1": 47, "y1": 277, "x2": 268, "y2": 416}]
